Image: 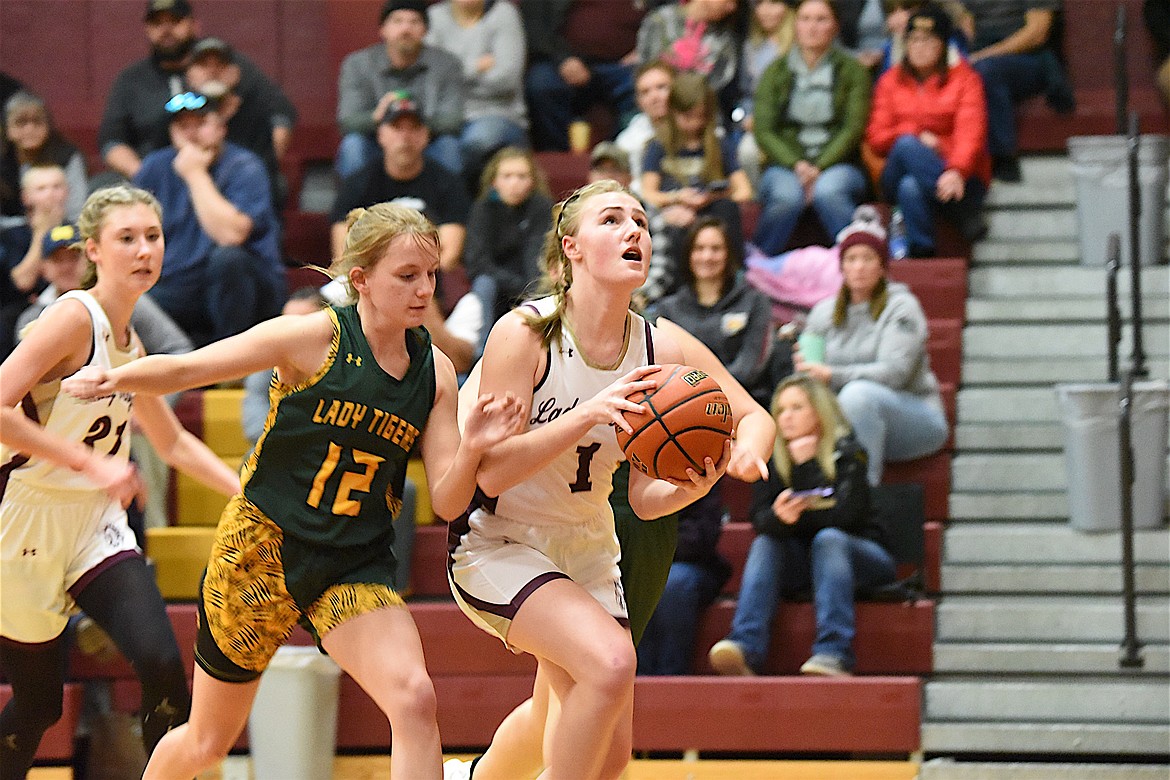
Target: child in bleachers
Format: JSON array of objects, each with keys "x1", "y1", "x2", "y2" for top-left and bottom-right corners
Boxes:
[
  {"x1": 641, "y1": 72, "x2": 752, "y2": 298},
  {"x1": 709, "y1": 372, "x2": 896, "y2": 677},
  {"x1": 2, "y1": 91, "x2": 87, "y2": 221}
]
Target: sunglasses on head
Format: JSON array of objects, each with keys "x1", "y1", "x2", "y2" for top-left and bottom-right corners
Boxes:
[{"x1": 165, "y1": 92, "x2": 209, "y2": 114}]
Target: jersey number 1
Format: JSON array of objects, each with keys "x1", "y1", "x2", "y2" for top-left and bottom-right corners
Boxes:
[{"x1": 307, "y1": 441, "x2": 385, "y2": 516}]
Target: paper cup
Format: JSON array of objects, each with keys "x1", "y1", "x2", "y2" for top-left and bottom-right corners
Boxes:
[{"x1": 797, "y1": 332, "x2": 826, "y2": 364}]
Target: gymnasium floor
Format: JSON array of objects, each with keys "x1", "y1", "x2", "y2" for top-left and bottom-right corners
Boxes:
[{"x1": 30, "y1": 755, "x2": 920, "y2": 779}]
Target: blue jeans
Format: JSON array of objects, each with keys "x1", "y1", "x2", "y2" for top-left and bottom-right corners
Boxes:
[
  {"x1": 972, "y1": 51, "x2": 1048, "y2": 158},
  {"x1": 637, "y1": 561, "x2": 724, "y2": 675},
  {"x1": 836, "y1": 379, "x2": 949, "y2": 485},
  {"x1": 151, "y1": 246, "x2": 286, "y2": 346},
  {"x1": 754, "y1": 163, "x2": 867, "y2": 255},
  {"x1": 879, "y1": 135, "x2": 987, "y2": 254},
  {"x1": 335, "y1": 132, "x2": 465, "y2": 180},
  {"x1": 461, "y1": 116, "x2": 528, "y2": 184},
  {"x1": 524, "y1": 60, "x2": 635, "y2": 151},
  {"x1": 727, "y1": 528, "x2": 896, "y2": 672}
]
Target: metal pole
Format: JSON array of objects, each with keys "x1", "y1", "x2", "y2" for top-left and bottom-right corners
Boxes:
[
  {"x1": 1114, "y1": 4, "x2": 1127, "y2": 135},
  {"x1": 1125, "y1": 112, "x2": 1148, "y2": 378},
  {"x1": 1106, "y1": 234, "x2": 1121, "y2": 382},
  {"x1": 1117, "y1": 368, "x2": 1144, "y2": 669}
]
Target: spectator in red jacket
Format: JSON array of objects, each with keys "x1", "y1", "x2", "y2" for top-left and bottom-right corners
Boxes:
[{"x1": 865, "y1": 5, "x2": 990, "y2": 257}]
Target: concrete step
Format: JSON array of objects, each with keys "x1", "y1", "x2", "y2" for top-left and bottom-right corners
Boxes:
[
  {"x1": 933, "y1": 642, "x2": 1170, "y2": 676},
  {"x1": 955, "y1": 422, "x2": 1062, "y2": 451},
  {"x1": 948, "y1": 492, "x2": 1071, "y2": 522},
  {"x1": 920, "y1": 760, "x2": 1170, "y2": 779},
  {"x1": 966, "y1": 297, "x2": 1169, "y2": 323},
  {"x1": 971, "y1": 242, "x2": 1079, "y2": 264},
  {"x1": 925, "y1": 678, "x2": 1170, "y2": 723},
  {"x1": 921, "y1": 721, "x2": 1170, "y2": 756},
  {"x1": 958, "y1": 387, "x2": 1064, "y2": 423},
  {"x1": 963, "y1": 358, "x2": 1170, "y2": 386},
  {"x1": 942, "y1": 524, "x2": 1170, "y2": 565},
  {"x1": 984, "y1": 209, "x2": 1077, "y2": 241},
  {"x1": 968, "y1": 266, "x2": 1168, "y2": 299},
  {"x1": 941, "y1": 563, "x2": 1170, "y2": 595},
  {"x1": 951, "y1": 453, "x2": 1066, "y2": 492},
  {"x1": 934, "y1": 596, "x2": 1170, "y2": 643},
  {"x1": 983, "y1": 160, "x2": 1075, "y2": 209},
  {"x1": 964, "y1": 323, "x2": 1169, "y2": 359}
]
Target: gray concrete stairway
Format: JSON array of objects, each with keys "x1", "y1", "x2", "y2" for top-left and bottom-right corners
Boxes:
[{"x1": 922, "y1": 155, "x2": 1170, "y2": 767}]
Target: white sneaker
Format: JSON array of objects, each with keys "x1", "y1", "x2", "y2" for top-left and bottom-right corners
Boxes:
[
  {"x1": 443, "y1": 758, "x2": 472, "y2": 780},
  {"x1": 708, "y1": 639, "x2": 754, "y2": 676},
  {"x1": 799, "y1": 653, "x2": 852, "y2": 677}
]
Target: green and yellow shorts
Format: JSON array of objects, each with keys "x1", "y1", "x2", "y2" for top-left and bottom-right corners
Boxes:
[{"x1": 195, "y1": 494, "x2": 404, "y2": 682}]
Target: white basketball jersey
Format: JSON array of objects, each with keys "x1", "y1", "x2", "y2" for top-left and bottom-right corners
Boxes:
[
  {"x1": 3, "y1": 290, "x2": 138, "y2": 491},
  {"x1": 490, "y1": 296, "x2": 656, "y2": 527}
]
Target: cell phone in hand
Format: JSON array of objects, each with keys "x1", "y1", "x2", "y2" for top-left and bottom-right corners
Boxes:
[{"x1": 789, "y1": 486, "x2": 835, "y2": 500}]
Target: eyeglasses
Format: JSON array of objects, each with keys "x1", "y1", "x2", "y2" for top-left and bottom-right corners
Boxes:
[{"x1": 164, "y1": 91, "x2": 208, "y2": 114}]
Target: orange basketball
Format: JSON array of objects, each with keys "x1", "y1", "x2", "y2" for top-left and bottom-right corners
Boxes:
[{"x1": 616, "y1": 364, "x2": 733, "y2": 482}]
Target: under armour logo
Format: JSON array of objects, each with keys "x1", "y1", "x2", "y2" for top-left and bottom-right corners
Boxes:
[
  {"x1": 22, "y1": 548, "x2": 36, "y2": 557},
  {"x1": 566, "y1": 347, "x2": 574, "y2": 358},
  {"x1": 346, "y1": 353, "x2": 363, "y2": 367}
]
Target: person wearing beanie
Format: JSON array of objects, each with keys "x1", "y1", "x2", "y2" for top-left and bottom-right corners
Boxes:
[
  {"x1": 795, "y1": 206, "x2": 949, "y2": 485},
  {"x1": 335, "y1": 0, "x2": 465, "y2": 180},
  {"x1": 865, "y1": 2, "x2": 990, "y2": 257}
]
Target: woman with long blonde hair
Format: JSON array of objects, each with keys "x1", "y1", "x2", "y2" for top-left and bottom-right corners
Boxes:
[
  {"x1": 708, "y1": 372, "x2": 896, "y2": 678},
  {"x1": 63, "y1": 202, "x2": 526, "y2": 780},
  {"x1": 447, "y1": 179, "x2": 727, "y2": 780},
  {"x1": 0, "y1": 186, "x2": 239, "y2": 777}
]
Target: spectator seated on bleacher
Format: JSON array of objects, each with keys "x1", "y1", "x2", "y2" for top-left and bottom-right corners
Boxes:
[
  {"x1": 1, "y1": 164, "x2": 68, "y2": 358},
  {"x1": 615, "y1": 61, "x2": 676, "y2": 196},
  {"x1": 636, "y1": 0, "x2": 741, "y2": 111},
  {"x1": 329, "y1": 91, "x2": 470, "y2": 274},
  {"x1": 752, "y1": 0, "x2": 871, "y2": 257},
  {"x1": 879, "y1": 0, "x2": 972, "y2": 75},
  {"x1": 184, "y1": 37, "x2": 296, "y2": 211},
  {"x1": 866, "y1": 5, "x2": 990, "y2": 258},
  {"x1": 99, "y1": 0, "x2": 295, "y2": 183},
  {"x1": 965, "y1": 0, "x2": 1074, "y2": 182},
  {"x1": 335, "y1": 0, "x2": 465, "y2": 181},
  {"x1": 463, "y1": 146, "x2": 551, "y2": 324},
  {"x1": 641, "y1": 73, "x2": 751, "y2": 298},
  {"x1": 424, "y1": 0, "x2": 529, "y2": 190},
  {"x1": 795, "y1": 207, "x2": 948, "y2": 486},
  {"x1": 2, "y1": 91, "x2": 87, "y2": 221},
  {"x1": 517, "y1": 0, "x2": 644, "y2": 152},
  {"x1": 709, "y1": 373, "x2": 896, "y2": 678},
  {"x1": 134, "y1": 91, "x2": 285, "y2": 346},
  {"x1": 648, "y1": 216, "x2": 772, "y2": 401},
  {"x1": 734, "y1": 0, "x2": 794, "y2": 188}
]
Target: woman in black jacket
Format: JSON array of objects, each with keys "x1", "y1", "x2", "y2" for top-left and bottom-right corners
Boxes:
[{"x1": 708, "y1": 372, "x2": 895, "y2": 677}]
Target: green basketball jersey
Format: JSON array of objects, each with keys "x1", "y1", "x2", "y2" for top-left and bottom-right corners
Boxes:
[{"x1": 242, "y1": 305, "x2": 436, "y2": 549}]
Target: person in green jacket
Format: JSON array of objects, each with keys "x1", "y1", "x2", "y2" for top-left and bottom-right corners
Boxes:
[{"x1": 752, "y1": 0, "x2": 872, "y2": 255}]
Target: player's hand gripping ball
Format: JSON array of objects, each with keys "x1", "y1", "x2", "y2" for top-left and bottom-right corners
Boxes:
[{"x1": 616, "y1": 364, "x2": 733, "y2": 482}]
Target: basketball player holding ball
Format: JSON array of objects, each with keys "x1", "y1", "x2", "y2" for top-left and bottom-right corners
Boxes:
[{"x1": 447, "y1": 180, "x2": 728, "y2": 780}]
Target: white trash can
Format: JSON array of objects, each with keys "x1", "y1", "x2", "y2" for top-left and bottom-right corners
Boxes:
[
  {"x1": 1055, "y1": 381, "x2": 1170, "y2": 532},
  {"x1": 248, "y1": 645, "x2": 342, "y2": 780},
  {"x1": 1067, "y1": 134, "x2": 1169, "y2": 267}
]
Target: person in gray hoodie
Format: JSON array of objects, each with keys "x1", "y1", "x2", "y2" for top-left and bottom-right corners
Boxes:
[{"x1": 795, "y1": 206, "x2": 947, "y2": 484}]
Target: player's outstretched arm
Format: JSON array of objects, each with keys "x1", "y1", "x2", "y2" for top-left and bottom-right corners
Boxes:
[
  {"x1": 420, "y1": 347, "x2": 526, "y2": 521},
  {"x1": 62, "y1": 312, "x2": 335, "y2": 400}
]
